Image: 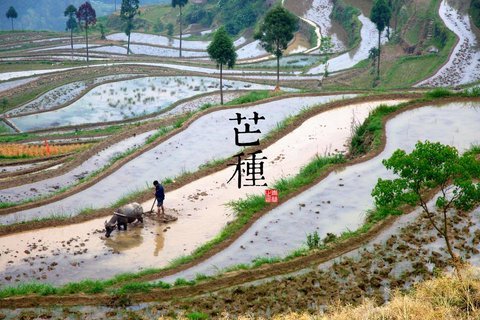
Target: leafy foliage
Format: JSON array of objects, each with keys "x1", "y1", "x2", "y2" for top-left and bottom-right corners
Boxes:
[
  {"x1": 64, "y1": 5, "x2": 78, "y2": 31},
  {"x1": 255, "y1": 6, "x2": 298, "y2": 87},
  {"x1": 219, "y1": 0, "x2": 268, "y2": 35},
  {"x1": 372, "y1": 141, "x2": 480, "y2": 263},
  {"x1": 120, "y1": 0, "x2": 139, "y2": 54},
  {"x1": 207, "y1": 27, "x2": 236, "y2": 68},
  {"x1": 76, "y1": 2, "x2": 97, "y2": 27},
  {"x1": 207, "y1": 26, "x2": 236, "y2": 105},
  {"x1": 255, "y1": 6, "x2": 299, "y2": 58},
  {"x1": 6, "y1": 6, "x2": 17, "y2": 19},
  {"x1": 6, "y1": 6, "x2": 18, "y2": 30},
  {"x1": 371, "y1": 0, "x2": 391, "y2": 33},
  {"x1": 331, "y1": 0, "x2": 361, "y2": 47},
  {"x1": 471, "y1": 0, "x2": 480, "y2": 29},
  {"x1": 371, "y1": 0, "x2": 391, "y2": 78}
]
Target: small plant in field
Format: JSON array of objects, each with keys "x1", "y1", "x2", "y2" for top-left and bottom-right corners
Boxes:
[
  {"x1": 306, "y1": 231, "x2": 321, "y2": 249},
  {"x1": 425, "y1": 87, "x2": 453, "y2": 98},
  {"x1": 174, "y1": 278, "x2": 195, "y2": 286},
  {"x1": 186, "y1": 312, "x2": 209, "y2": 320}
]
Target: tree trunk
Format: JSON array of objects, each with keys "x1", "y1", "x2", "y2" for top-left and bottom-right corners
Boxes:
[
  {"x1": 443, "y1": 209, "x2": 457, "y2": 263},
  {"x1": 70, "y1": 27, "x2": 74, "y2": 59},
  {"x1": 377, "y1": 31, "x2": 381, "y2": 78},
  {"x1": 86, "y1": 24, "x2": 89, "y2": 64},
  {"x1": 11, "y1": 18, "x2": 13, "y2": 31},
  {"x1": 127, "y1": 32, "x2": 131, "y2": 55},
  {"x1": 220, "y1": 63, "x2": 223, "y2": 105},
  {"x1": 179, "y1": 6, "x2": 183, "y2": 58},
  {"x1": 276, "y1": 54, "x2": 280, "y2": 90},
  {"x1": 114, "y1": 0, "x2": 117, "y2": 11}
]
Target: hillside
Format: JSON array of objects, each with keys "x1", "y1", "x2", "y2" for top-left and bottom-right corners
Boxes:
[{"x1": 0, "y1": 0, "x2": 168, "y2": 32}]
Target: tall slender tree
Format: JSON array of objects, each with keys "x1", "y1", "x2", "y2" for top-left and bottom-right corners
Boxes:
[
  {"x1": 120, "y1": 0, "x2": 139, "y2": 55},
  {"x1": 77, "y1": 2, "x2": 97, "y2": 64},
  {"x1": 171, "y1": 0, "x2": 188, "y2": 57},
  {"x1": 6, "y1": 7, "x2": 18, "y2": 31},
  {"x1": 255, "y1": 6, "x2": 298, "y2": 90},
  {"x1": 207, "y1": 27, "x2": 237, "y2": 105},
  {"x1": 370, "y1": 0, "x2": 391, "y2": 78},
  {"x1": 64, "y1": 5, "x2": 78, "y2": 57}
]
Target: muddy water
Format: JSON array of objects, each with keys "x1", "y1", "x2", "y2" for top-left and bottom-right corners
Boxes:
[
  {"x1": 163, "y1": 101, "x2": 480, "y2": 282},
  {"x1": 416, "y1": 0, "x2": 480, "y2": 87},
  {"x1": 9, "y1": 77, "x2": 284, "y2": 132},
  {"x1": 304, "y1": 0, "x2": 348, "y2": 52},
  {"x1": 307, "y1": 14, "x2": 388, "y2": 74},
  {"x1": 6, "y1": 75, "x2": 139, "y2": 117},
  {"x1": 0, "y1": 61, "x2": 310, "y2": 83},
  {"x1": 127, "y1": 45, "x2": 207, "y2": 58},
  {"x1": 0, "y1": 131, "x2": 155, "y2": 203},
  {"x1": 1, "y1": 98, "x2": 406, "y2": 285},
  {"x1": 0, "y1": 77, "x2": 39, "y2": 94},
  {"x1": 0, "y1": 95, "x2": 354, "y2": 226},
  {"x1": 107, "y1": 32, "x2": 247, "y2": 51},
  {"x1": 236, "y1": 41, "x2": 269, "y2": 60}
]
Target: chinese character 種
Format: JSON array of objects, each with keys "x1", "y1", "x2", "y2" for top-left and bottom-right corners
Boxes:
[{"x1": 227, "y1": 150, "x2": 268, "y2": 189}]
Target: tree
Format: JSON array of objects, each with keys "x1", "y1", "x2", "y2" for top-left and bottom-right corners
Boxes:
[
  {"x1": 120, "y1": 0, "x2": 139, "y2": 55},
  {"x1": 370, "y1": 0, "x2": 391, "y2": 78},
  {"x1": 207, "y1": 27, "x2": 237, "y2": 105},
  {"x1": 172, "y1": 0, "x2": 188, "y2": 57},
  {"x1": 318, "y1": 36, "x2": 333, "y2": 87},
  {"x1": 6, "y1": 6, "x2": 18, "y2": 31},
  {"x1": 76, "y1": 2, "x2": 97, "y2": 64},
  {"x1": 166, "y1": 23, "x2": 174, "y2": 38},
  {"x1": 388, "y1": 0, "x2": 406, "y2": 32},
  {"x1": 64, "y1": 5, "x2": 78, "y2": 57},
  {"x1": 99, "y1": 23, "x2": 107, "y2": 40},
  {"x1": 255, "y1": 6, "x2": 298, "y2": 90},
  {"x1": 372, "y1": 141, "x2": 480, "y2": 272}
]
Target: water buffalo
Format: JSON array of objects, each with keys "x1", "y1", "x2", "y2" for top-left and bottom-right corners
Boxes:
[{"x1": 105, "y1": 202, "x2": 143, "y2": 238}]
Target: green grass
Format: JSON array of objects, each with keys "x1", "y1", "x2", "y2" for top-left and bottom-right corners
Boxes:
[
  {"x1": 349, "y1": 103, "x2": 405, "y2": 156},
  {"x1": 186, "y1": 312, "x2": 210, "y2": 320},
  {"x1": 225, "y1": 90, "x2": 283, "y2": 106},
  {"x1": 471, "y1": 0, "x2": 480, "y2": 29}
]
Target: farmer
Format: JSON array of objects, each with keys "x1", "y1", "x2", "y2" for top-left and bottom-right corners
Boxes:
[{"x1": 153, "y1": 180, "x2": 165, "y2": 217}]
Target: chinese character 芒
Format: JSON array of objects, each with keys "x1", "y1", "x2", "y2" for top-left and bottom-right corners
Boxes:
[{"x1": 229, "y1": 112, "x2": 265, "y2": 146}]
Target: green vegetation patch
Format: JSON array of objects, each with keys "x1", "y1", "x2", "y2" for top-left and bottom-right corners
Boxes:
[
  {"x1": 331, "y1": 0, "x2": 361, "y2": 49},
  {"x1": 471, "y1": 0, "x2": 480, "y2": 29}
]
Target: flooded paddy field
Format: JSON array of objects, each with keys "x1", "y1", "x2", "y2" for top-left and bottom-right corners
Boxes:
[
  {"x1": 5, "y1": 74, "x2": 141, "y2": 117},
  {"x1": 162, "y1": 101, "x2": 480, "y2": 282},
  {"x1": 0, "y1": 94, "x2": 354, "y2": 225},
  {"x1": 8, "y1": 76, "x2": 285, "y2": 131},
  {"x1": 0, "y1": 130, "x2": 154, "y2": 203},
  {"x1": 0, "y1": 98, "x2": 402, "y2": 285},
  {"x1": 417, "y1": 0, "x2": 480, "y2": 87}
]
